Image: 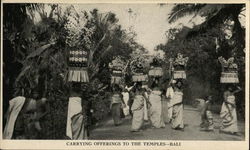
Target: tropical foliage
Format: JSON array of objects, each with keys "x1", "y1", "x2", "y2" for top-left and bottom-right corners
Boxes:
[
  {"x1": 3, "y1": 4, "x2": 146, "y2": 138},
  {"x1": 157, "y1": 4, "x2": 245, "y2": 118}
]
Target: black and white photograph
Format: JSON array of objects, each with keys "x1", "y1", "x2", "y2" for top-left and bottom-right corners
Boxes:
[{"x1": 1, "y1": 1, "x2": 249, "y2": 149}]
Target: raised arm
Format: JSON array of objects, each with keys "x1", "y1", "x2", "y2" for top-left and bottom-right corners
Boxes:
[{"x1": 126, "y1": 83, "x2": 136, "y2": 92}]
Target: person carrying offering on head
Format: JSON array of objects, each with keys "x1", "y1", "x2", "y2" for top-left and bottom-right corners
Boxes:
[
  {"x1": 220, "y1": 84, "x2": 241, "y2": 135},
  {"x1": 130, "y1": 82, "x2": 150, "y2": 132},
  {"x1": 218, "y1": 56, "x2": 241, "y2": 135},
  {"x1": 66, "y1": 83, "x2": 88, "y2": 140},
  {"x1": 148, "y1": 78, "x2": 165, "y2": 129},
  {"x1": 171, "y1": 80, "x2": 184, "y2": 130},
  {"x1": 166, "y1": 79, "x2": 175, "y2": 123}
]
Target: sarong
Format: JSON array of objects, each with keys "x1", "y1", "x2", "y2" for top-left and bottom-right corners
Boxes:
[
  {"x1": 71, "y1": 113, "x2": 88, "y2": 140},
  {"x1": 220, "y1": 95, "x2": 238, "y2": 133},
  {"x1": 111, "y1": 103, "x2": 122, "y2": 125},
  {"x1": 131, "y1": 95, "x2": 144, "y2": 130},
  {"x1": 110, "y1": 94, "x2": 123, "y2": 125},
  {"x1": 66, "y1": 97, "x2": 82, "y2": 139},
  {"x1": 172, "y1": 103, "x2": 184, "y2": 129},
  {"x1": 162, "y1": 100, "x2": 169, "y2": 123},
  {"x1": 171, "y1": 91, "x2": 184, "y2": 129},
  {"x1": 149, "y1": 91, "x2": 165, "y2": 128}
]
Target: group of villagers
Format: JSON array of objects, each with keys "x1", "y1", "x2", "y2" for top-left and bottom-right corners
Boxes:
[
  {"x1": 108, "y1": 54, "x2": 188, "y2": 132},
  {"x1": 3, "y1": 52, "x2": 242, "y2": 140},
  {"x1": 198, "y1": 56, "x2": 241, "y2": 135},
  {"x1": 109, "y1": 53, "x2": 242, "y2": 136}
]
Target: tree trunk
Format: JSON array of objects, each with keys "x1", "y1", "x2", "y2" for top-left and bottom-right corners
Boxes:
[{"x1": 232, "y1": 11, "x2": 245, "y2": 56}]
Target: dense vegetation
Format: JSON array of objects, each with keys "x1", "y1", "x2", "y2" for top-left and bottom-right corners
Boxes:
[
  {"x1": 156, "y1": 4, "x2": 245, "y2": 117},
  {"x1": 3, "y1": 4, "x2": 147, "y2": 139}
]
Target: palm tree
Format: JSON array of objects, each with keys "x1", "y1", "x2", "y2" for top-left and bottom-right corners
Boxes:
[
  {"x1": 168, "y1": 4, "x2": 245, "y2": 53},
  {"x1": 167, "y1": 4, "x2": 246, "y2": 118},
  {"x1": 83, "y1": 9, "x2": 134, "y2": 80}
]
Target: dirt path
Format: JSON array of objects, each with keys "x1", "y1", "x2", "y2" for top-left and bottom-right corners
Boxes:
[{"x1": 89, "y1": 105, "x2": 245, "y2": 140}]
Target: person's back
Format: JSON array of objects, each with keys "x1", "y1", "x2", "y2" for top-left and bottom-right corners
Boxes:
[
  {"x1": 148, "y1": 79, "x2": 165, "y2": 128},
  {"x1": 131, "y1": 82, "x2": 146, "y2": 132}
]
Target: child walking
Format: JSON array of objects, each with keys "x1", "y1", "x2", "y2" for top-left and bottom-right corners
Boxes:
[{"x1": 200, "y1": 96, "x2": 214, "y2": 131}]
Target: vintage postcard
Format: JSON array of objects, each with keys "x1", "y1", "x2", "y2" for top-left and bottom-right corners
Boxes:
[{"x1": 0, "y1": 0, "x2": 249, "y2": 149}]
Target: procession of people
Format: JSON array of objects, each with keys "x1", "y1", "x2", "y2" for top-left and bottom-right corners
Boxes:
[
  {"x1": 3, "y1": 52, "x2": 243, "y2": 140},
  {"x1": 105, "y1": 53, "x2": 243, "y2": 136}
]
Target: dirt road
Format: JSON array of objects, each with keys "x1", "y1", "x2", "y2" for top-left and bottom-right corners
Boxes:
[{"x1": 89, "y1": 105, "x2": 245, "y2": 140}]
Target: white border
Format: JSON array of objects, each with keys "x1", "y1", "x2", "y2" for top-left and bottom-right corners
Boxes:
[{"x1": 0, "y1": 0, "x2": 249, "y2": 150}]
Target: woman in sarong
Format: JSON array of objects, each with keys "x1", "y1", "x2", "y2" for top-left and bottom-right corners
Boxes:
[
  {"x1": 131, "y1": 82, "x2": 149, "y2": 132},
  {"x1": 149, "y1": 79, "x2": 165, "y2": 128},
  {"x1": 171, "y1": 80, "x2": 184, "y2": 130},
  {"x1": 220, "y1": 85, "x2": 241, "y2": 135},
  {"x1": 166, "y1": 80, "x2": 175, "y2": 123},
  {"x1": 67, "y1": 83, "x2": 88, "y2": 140},
  {"x1": 4, "y1": 90, "x2": 45, "y2": 139},
  {"x1": 110, "y1": 84, "x2": 125, "y2": 126}
]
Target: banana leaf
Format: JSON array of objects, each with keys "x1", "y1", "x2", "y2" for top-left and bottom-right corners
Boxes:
[{"x1": 26, "y1": 42, "x2": 55, "y2": 59}]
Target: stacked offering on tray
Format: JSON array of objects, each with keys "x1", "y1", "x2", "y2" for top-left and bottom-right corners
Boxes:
[
  {"x1": 130, "y1": 57, "x2": 148, "y2": 82},
  {"x1": 109, "y1": 56, "x2": 126, "y2": 84},
  {"x1": 67, "y1": 49, "x2": 89, "y2": 83},
  {"x1": 171, "y1": 53, "x2": 189, "y2": 79},
  {"x1": 148, "y1": 57, "x2": 163, "y2": 77},
  {"x1": 218, "y1": 56, "x2": 239, "y2": 83}
]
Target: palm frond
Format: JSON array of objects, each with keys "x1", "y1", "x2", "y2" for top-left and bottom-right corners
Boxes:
[
  {"x1": 3, "y1": 4, "x2": 43, "y2": 29},
  {"x1": 199, "y1": 4, "x2": 225, "y2": 18},
  {"x1": 186, "y1": 5, "x2": 241, "y2": 38},
  {"x1": 168, "y1": 4, "x2": 205, "y2": 23},
  {"x1": 177, "y1": 4, "x2": 245, "y2": 39}
]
